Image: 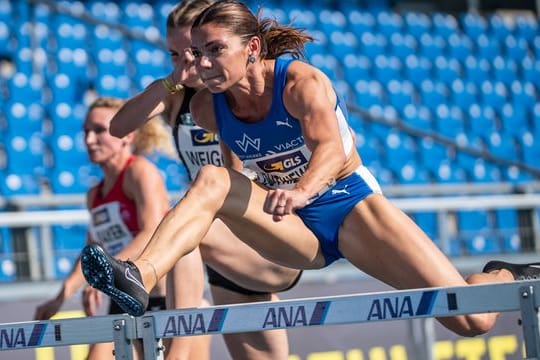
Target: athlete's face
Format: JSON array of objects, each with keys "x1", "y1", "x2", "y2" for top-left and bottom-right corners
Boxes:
[
  {"x1": 166, "y1": 26, "x2": 202, "y2": 88},
  {"x1": 190, "y1": 24, "x2": 251, "y2": 93},
  {"x1": 84, "y1": 107, "x2": 127, "y2": 164}
]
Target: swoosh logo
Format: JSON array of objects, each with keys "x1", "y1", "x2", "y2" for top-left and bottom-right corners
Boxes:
[{"x1": 125, "y1": 268, "x2": 146, "y2": 291}]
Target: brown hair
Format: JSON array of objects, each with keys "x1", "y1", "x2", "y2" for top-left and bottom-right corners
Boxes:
[
  {"x1": 86, "y1": 97, "x2": 175, "y2": 157},
  {"x1": 192, "y1": 0, "x2": 313, "y2": 60},
  {"x1": 167, "y1": 0, "x2": 215, "y2": 29}
]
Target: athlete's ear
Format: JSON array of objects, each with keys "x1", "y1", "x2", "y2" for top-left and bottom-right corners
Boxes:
[{"x1": 246, "y1": 35, "x2": 261, "y2": 60}]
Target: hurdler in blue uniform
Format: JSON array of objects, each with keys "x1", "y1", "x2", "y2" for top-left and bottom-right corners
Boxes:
[{"x1": 213, "y1": 57, "x2": 382, "y2": 265}]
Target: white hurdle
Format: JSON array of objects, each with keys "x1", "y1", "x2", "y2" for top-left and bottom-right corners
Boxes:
[{"x1": 2, "y1": 280, "x2": 540, "y2": 360}]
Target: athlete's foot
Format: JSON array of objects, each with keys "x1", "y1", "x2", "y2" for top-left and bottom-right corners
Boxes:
[
  {"x1": 81, "y1": 244, "x2": 149, "y2": 316},
  {"x1": 483, "y1": 260, "x2": 540, "y2": 280}
]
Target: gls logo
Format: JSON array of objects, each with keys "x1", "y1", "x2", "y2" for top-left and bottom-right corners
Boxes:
[
  {"x1": 257, "y1": 151, "x2": 307, "y2": 173},
  {"x1": 191, "y1": 129, "x2": 219, "y2": 146}
]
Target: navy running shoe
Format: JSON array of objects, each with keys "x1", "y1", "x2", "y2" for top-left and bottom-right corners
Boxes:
[
  {"x1": 483, "y1": 260, "x2": 540, "y2": 280},
  {"x1": 81, "y1": 244, "x2": 149, "y2": 316}
]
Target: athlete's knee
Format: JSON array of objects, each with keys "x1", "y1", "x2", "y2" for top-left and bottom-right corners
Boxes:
[
  {"x1": 452, "y1": 315, "x2": 493, "y2": 337},
  {"x1": 191, "y1": 165, "x2": 230, "y2": 201}
]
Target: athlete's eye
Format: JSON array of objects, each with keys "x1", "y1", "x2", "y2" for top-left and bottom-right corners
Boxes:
[{"x1": 190, "y1": 48, "x2": 202, "y2": 59}]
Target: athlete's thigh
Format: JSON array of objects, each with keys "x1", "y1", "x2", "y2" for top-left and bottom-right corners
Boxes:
[
  {"x1": 338, "y1": 194, "x2": 467, "y2": 290},
  {"x1": 200, "y1": 219, "x2": 302, "y2": 291},
  {"x1": 219, "y1": 171, "x2": 325, "y2": 269}
]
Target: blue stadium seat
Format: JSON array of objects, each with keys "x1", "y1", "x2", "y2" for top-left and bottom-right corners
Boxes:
[
  {"x1": 342, "y1": 54, "x2": 371, "y2": 84},
  {"x1": 0, "y1": 172, "x2": 41, "y2": 196},
  {"x1": 494, "y1": 208, "x2": 520, "y2": 241},
  {"x1": 433, "y1": 104, "x2": 465, "y2": 138},
  {"x1": 50, "y1": 102, "x2": 86, "y2": 135},
  {"x1": 354, "y1": 79, "x2": 385, "y2": 109},
  {"x1": 49, "y1": 165, "x2": 101, "y2": 194},
  {"x1": 503, "y1": 35, "x2": 530, "y2": 62},
  {"x1": 372, "y1": 55, "x2": 402, "y2": 83},
  {"x1": 433, "y1": 56, "x2": 461, "y2": 85},
  {"x1": 417, "y1": 137, "x2": 448, "y2": 174},
  {"x1": 54, "y1": 48, "x2": 90, "y2": 85},
  {"x1": 288, "y1": 8, "x2": 317, "y2": 30},
  {"x1": 450, "y1": 79, "x2": 478, "y2": 109},
  {"x1": 510, "y1": 80, "x2": 536, "y2": 109},
  {"x1": 402, "y1": 55, "x2": 431, "y2": 87},
  {"x1": 91, "y1": 24, "x2": 124, "y2": 51},
  {"x1": 95, "y1": 74, "x2": 132, "y2": 98},
  {"x1": 347, "y1": 10, "x2": 375, "y2": 35},
  {"x1": 401, "y1": 104, "x2": 433, "y2": 130},
  {"x1": 0, "y1": 20, "x2": 11, "y2": 57},
  {"x1": 467, "y1": 104, "x2": 497, "y2": 140},
  {"x1": 413, "y1": 211, "x2": 438, "y2": 239},
  {"x1": 417, "y1": 33, "x2": 445, "y2": 59},
  {"x1": 446, "y1": 33, "x2": 473, "y2": 61},
  {"x1": 0, "y1": 228, "x2": 15, "y2": 282},
  {"x1": 318, "y1": 9, "x2": 347, "y2": 34},
  {"x1": 521, "y1": 132, "x2": 540, "y2": 166},
  {"x1": 383, "y1": 131, "x2": 417, "y2": 172},
  {"x1": 486, "y1": 132, "x2": 518, "y2": 161},
  {"x1": 463, "y1": 56, "x2": 491, "y2": 84},
  {"x1": 358, "y1": 32, "x2": 387, "y2": 59},
  {"x1": 4, "y1": 101, "x2": 44, "y2": 135},
  {"x1": 403, "y1": 11, "x2": 431, "y2": 39},
  {"x1": 95, "y1": 48, "x2": 129, "y2": 76},
  {"x1": 120, "y1": 1, "x2": 155, "y2": 30},
  {"x1": 4, "y1": 133, "x2": 46, "y2": 176},
  {"x1": 145, "y1": 152, "x2": 188, "y2": 192},
  {"x1": 418, "y1": 79, "x2": 447, "y2": 112},
  {"x1": 464, "y1": 235, "x2": 501, "y2": 256},
  {"x1": 499, "y1": 103, "x2": 528, "y2": 138},
  {"x1": 53, "y1": 20, "x2": 88, "y2": 49},
  {"x1": 50, "y1": 131, "x2": 88, "y2": 168},
  {"x1": 48, "y1": 72, "x2": 81, "y2": 105},
  {"x1": 355, "y1": 132, "x2": 383, "y2": 165},
  {"x1": 488, "y1": 13, "x2": 514, "y2": 41},
  {"x1": 89, "y1": 1, "x2": 121, "y2": 23},
  {"x1": 396, "y1": 161, "x2": 430, "y2": 184},
  {"x1": 469, "y1": 160, "x2": 503, "y2": 183},
  {"x1": 7, "y1": 73, "x2": 45, "y2": 103},
  {"x1": 328, "y1": 31, "x2": 358, "y2": 59},
  {"x1": 431, "y1": 12, "x2": 458, "y2": 38},
  {"x1": 433, "y1": 161, "x2": 467, "y2": 184},
  {"x1": 375, "y1": 11, "x2": 403, "y2": 38},
  {"x1": 479, "y1": 80, "x2": 508, "y2": 112},
  {"x1": 453, "y1": 133, "x2": 485, "y2": 172},
  {"x1": 388, "y1": 33, "x2": 417, "y2": 60},
  {"x1": 305, "y1": 30, "x2": 328, "y2": 56},
  {"x1": 476, "y1": 34, "x2": 502, "y2": 59},
  {"x1": 386, "y1": 79, "x2": 414, "y2": 109},
  {"x1": 52, "y1": 224, "x2": 87, "y2": 279},
  {"x1": 460, "y1": 12, "x2": 487, "y2": 40},
  {"x1": 457, "y1": 209, "x2": 491, "y2": 233},
  {"x1": 308, "y1": 54, "x2": 341, "y2": 82},
  {"x1": 533, "y1": 104, "x2": 540, "y2": 135},
  {"x1": 491, "y1": 56, "x2": 518, "y2": 85},
  {"x1": 504, "y1": 165, "x2": 534, "y2": 183},
  {"x1": 515, "y1": 15, "x2": 538, "y2": 42}
]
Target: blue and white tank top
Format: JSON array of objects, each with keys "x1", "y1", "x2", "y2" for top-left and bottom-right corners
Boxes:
[
  {"x1": 173, "y1": 87, "x2": 224, "y2": 182},
  {"x1": 213, "y1": 57, "x2": 354, "y2": 189}
]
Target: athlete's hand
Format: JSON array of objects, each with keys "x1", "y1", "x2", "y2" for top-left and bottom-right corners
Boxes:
[
  {"x1": 169, "y1": 48, "x2": 196, "y2": 87},
  {"x1": 82, "y1": 285, "x2": 103, "y2": 316},
  {"x1": 263, "y1": 188, "x2": 311, "y2": 222}
]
